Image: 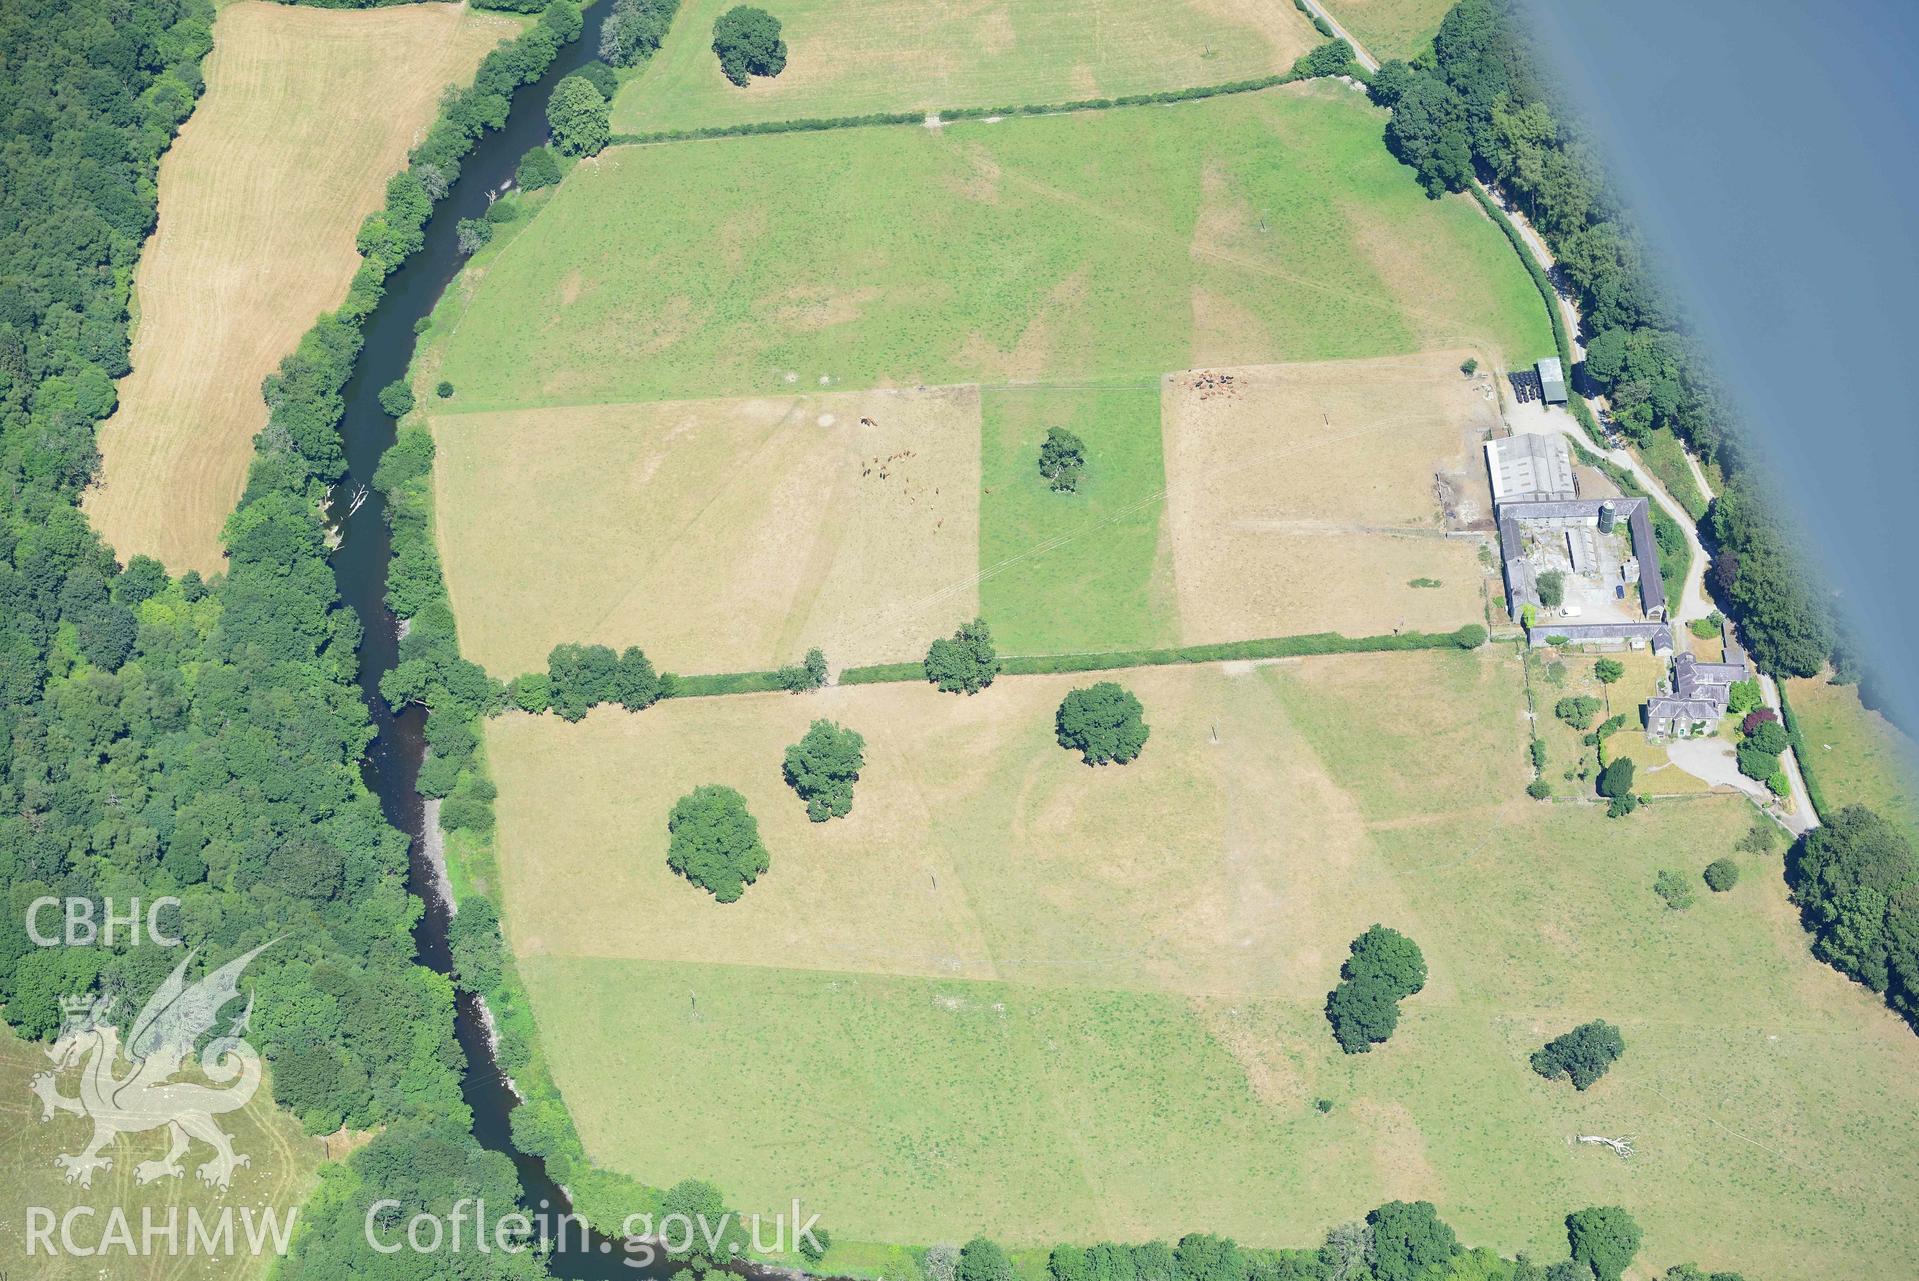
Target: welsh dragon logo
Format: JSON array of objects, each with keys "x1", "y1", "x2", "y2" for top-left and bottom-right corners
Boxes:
[{"x1": 29, "y1": 941, "x2": 272, "y2": 1189}]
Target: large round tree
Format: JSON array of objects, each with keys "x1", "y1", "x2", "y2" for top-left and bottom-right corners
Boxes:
[
  {"x1": 1055, "y1": 682, "x2": 1149, "y2": 765},
  {"x1": 712, "y1": 6, "x2": 787, "y2": 86},
  {"x1": 666, "y1": 785, "x2": 769, "y2": 902},
  {"x1": 546, "y1": 74, "x2": 609, "y2": 157},
  {"x1": 783, "y1": 719, "x2": 865, "y2": 821}
]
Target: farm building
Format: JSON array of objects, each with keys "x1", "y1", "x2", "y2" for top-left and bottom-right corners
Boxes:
[
  {"x1": 1484, "y1": 433, "x2": 1577, "y2": 503},
  {"x1": 1647, "y1": 649, "x2": 1752, "y2": 737},
  {"x1": 1485, "y1": 431, "x2": 1669, "y2": 647},
  {"x1": 1536, "y1": 356, "x2": 1567, "y2": 404}
]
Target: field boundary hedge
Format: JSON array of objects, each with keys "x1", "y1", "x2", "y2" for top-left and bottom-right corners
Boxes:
[
  {"x1": 606, "y1": 43, "x2": 1361, "y2": 147},
  {"x1": 832, "y1": 624, "x2": 1488, "y2": 688}
]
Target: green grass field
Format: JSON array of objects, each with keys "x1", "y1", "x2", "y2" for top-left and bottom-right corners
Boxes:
[
  {"x1": 495, "y1": 652, "x2": 1919, "y2": 1276},
  {"x1": 978, "y1": 383, "x2": 1178, "y2": 655},
  {"x1": 609, "y1": 0, "x2": 1320, "y2": 135},
  {"x1": 1317, "y1": 0, "x2": 1454, "y2": 62},
  {"x1": 1787, "y1": 674, "x2": 1919, "y2": 847},
  {"x1": 430, "y1": 86, "x2": 1553, "y2": 412}
]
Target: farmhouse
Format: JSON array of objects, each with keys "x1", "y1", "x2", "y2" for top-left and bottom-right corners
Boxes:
[
  {"x1": 1484, "y1": 433, "x2": 1670, "y2": 648},
  {"x1": 1646, "y1": 623, "x2": 1751, "y2": 736}
]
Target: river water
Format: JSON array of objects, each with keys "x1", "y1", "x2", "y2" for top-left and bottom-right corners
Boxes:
[{"x1": 325, "y1": 7, "x2": 668, "y2": 1276}]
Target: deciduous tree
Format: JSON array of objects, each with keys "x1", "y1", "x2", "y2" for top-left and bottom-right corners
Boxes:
[{"x1": 666, "y1": 785, "x2": 769, "y2": 902}]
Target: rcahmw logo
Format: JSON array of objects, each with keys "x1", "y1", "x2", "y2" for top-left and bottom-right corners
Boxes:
[{"x1": 24, "y1": 941, "x2": 297, "y2": 1258}]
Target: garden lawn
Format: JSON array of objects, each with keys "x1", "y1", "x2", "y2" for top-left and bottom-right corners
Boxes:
[
  {"x1": 609, "y1": 0, "x2": 1320, "y2": 135},
  {"x1": 428, "y1": 85, "x2": 1553, "y2": 412},
  {"x1": 488, "y1": 650, "x2": 1919, "y2": 1276}
]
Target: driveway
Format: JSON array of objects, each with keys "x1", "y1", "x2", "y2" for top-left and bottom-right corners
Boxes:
[{"x1": 1662, "y1": 737, "x2": 1812, "y2": 834}]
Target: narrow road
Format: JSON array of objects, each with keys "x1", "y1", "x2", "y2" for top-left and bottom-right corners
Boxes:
[
  {"x1": 1758, "y1": 674, "x2": 1819, "y2": 835},
  {"x1": 1296, "y1": 0, "x2": 1380, "y2": 72}
]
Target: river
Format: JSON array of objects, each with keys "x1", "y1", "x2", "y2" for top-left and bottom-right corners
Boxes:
[{"x1": 324, "y1": 5, "x2": 668, "y2": 1275}]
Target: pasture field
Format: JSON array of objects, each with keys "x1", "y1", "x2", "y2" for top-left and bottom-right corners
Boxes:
[
  {"x1": 977, "y1": 383, "x2": 1179, "y2": 656},
  {"x1": 429, "y1": 386, "x2": 982, "y2": 676},
  {"x1": 1161, "y1": 352, "x2": 1495, "y2": 645},
  {"x1": 1787, "y1": 674, "x2": 1919, "y2": 846},
  {"x1": 428, "y1": 86, "x2": 1553, "y2": 412},
  {"x1": 487, "y1": 650, "x2": 1919, "y2": 1275},
  {"x1": 1318, "y1": 0, "x2": 1454, "y2": 62},
  {"x1": 0, "y1": 1024, "x2": 320, "y2": 1280},
  {"x1": 85, "y1": 0, "x2": 517, "y2": 576},
  {"x1": 609, "y1": 0, "x2": 1320, "y2": 135}
]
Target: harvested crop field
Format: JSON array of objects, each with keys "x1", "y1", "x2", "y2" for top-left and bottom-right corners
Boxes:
[
  {"x1": 610, "y1": 0, "x2": 1320, "y2": 135},
  {"x1": 429, "y1": 86, "x2": 1553, "y2": 412},
  {"x1": 1161, "y1": 352, "x2": 1497, "y2": 644},
  {"x1": 86, "y1": 0, "x2": 517, "y2": 575},
  {"x1": 431, "y1": 386, "x2": 982, "y2": 677},
  {"x1": 489, "y1": 649, "x2": 1919, "y2": 1274}
]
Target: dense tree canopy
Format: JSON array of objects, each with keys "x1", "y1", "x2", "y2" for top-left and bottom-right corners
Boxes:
[
  {"x1": 1325, "y1": 925, "x2": 1427, "y2": 1052},
  {"x1": 925, "y1": 617, "x2": 1001, "y2": 694},
  {"x1": 1567, "y1": 1206, "x2": 1642, "y2": 1281},
  {"x1": 1530, "y1": 1020, "x2": 1624, "y2": 1090},
  {"x1": 1039, "y1": 426, "x2": 1087, "y2": 492},
  {"x1": 1788, "y1": 804, "x2": 1919, "y2": 1027},
  {"x1": 601, "y1": 0, "x2": 682, "y2": 67},
  {"x1": 1366, "y1": 1201, "x2": 1459, "y2": 1281},
  {"x1": 667, "y1": 784, "x2": 770, "y2": 901},
  {"x1": 783, "y1": 718, "x2": 865, "y2": 821},
  {"x1": 712, "y1": 5, "x2": 787, "y2": 86},
  {"x1": 1056, "y1": 682, "x2": 1149, "y2": 765},
  {"x1": 515, "y1": 143, "x2": 562, "y2": 190},
  {"x1": 547, "y1": 74, "x2": 609, "y2": 156},
  {"x1": 960, "y1": 1236, "x2": 1018, "y2": 1281}
]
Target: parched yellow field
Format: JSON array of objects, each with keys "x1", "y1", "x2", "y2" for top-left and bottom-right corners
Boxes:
[
  {"x1": 488, "y1": 649, "x2": 1919, "y2": 1273},
  {"x1": 488, "y1": 658, "x2": 1444, "y2": 996},
  {"x1": 1162, "y1": 352, "x2": 1497, "y2": 644},
  {"x1": 431, "y1": 386, "x2": 983, "y2": 677},
  {"x1": 611, "y1": 0, "x2": 1320, "y2": 135},
  {"x1": 86, "y1": 1, "x2": 517, "y2": 575},
  {"x1": 0, "y1": 1024, "x2": 320, "y2": 1280}
]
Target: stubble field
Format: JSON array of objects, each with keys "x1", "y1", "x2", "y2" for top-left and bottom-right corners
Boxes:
[{"x1": 85, "y1": 0, "x2": 517, "y2": 575}]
